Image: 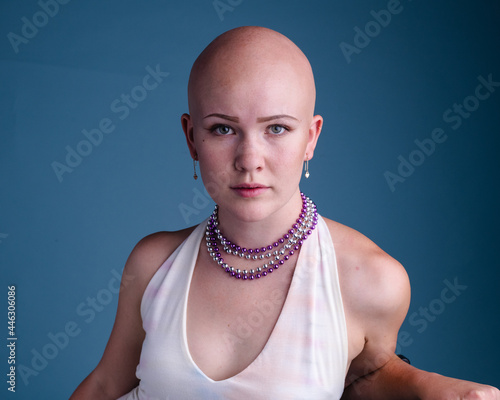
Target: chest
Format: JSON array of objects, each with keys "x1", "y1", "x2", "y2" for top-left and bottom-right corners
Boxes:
[{"x1": 186, "y1": 252, "x2": 294, "y2": 381}]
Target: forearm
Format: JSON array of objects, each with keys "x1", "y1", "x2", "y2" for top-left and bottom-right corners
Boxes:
[
  {"x1": 341, "y1": 354, "x2": 423, "y2": 400},
  {"x1": 69, "y1": 369, "x2": 117, "y2": 400}
]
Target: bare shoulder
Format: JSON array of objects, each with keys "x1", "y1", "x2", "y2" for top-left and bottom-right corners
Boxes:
[
  {"x1": 124, "y1": 225, "x2": 197, "y2": 290},
  {"x1": 322, "y1": 216, "x2": 410, "y2": 320},
  {"x1": 70, "y1": 225, "x2": 197, "y2": 399}
]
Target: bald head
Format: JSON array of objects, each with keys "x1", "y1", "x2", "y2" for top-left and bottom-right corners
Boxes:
[{"x1": 187, "y1": 26, "x2": 317, "y2": 118}]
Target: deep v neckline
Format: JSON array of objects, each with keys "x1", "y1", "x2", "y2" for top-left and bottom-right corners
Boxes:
[{"x1": 181, "y1": 221, "x2": 305, "y2": 383}]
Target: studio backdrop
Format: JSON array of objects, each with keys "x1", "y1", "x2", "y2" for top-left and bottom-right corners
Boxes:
[{"x1": 1, "y1": 0, "x2": 499, "y2": 398}]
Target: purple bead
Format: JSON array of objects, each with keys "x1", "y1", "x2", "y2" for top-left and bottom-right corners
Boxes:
[
  {"x1": 225, "y1": 267, "x2": 230, "y2": 272},
  {"x1": 236, "y1": 274, "x2": 241, "y2": 279},
  {"x1": 231, "y1": 244, "x2": 236, "y2": 249},
  {"x1": 243, "y1": 275, "x2": 248, "y2": 280},
  {"x1": 268, "y1": 268, "x2": 274, "y2": 273},
  {"x1": 249, "y1": 275, "x2": 254, "y2": 280},
  {"x1": 242, "y1": 248, "x2": 247, "y2": 253},
  {"x1": 296, "y1": 218, "x2": 303, "y2": 224},
  {"x1": 298, "y1": 240, "x2": 303, "y2": 245},
  {"x1": 288, "y1": 229, "x2": 294, "y2": 234},
  {"x1": 292, "y1": 224, "x2": 298, "y2": 229},
  {"x1": 284, "y1": 234, "x2": 289, "y2": 239},
  {"x1": 236, "y1": 246, "x2": 241, "y2": 251},
  {"x1": 294, "y1": 245, "x2": 299, "y2": 251},
  {"x1": 284, "y1": 255, "x2": 289, "y2": 261},
  {"x1": 256, "y1": 274, "x2": 261, "y2": 279},
  {"x1": 279, "y1": 238, "x2": 285, "y2": 243},
  {"x1": 248, "y1": 249, "x2": 253, "y2": 254},
  {"x1": 273, "y1": 242, "x2": 279, "y2": 247},
  {"x1": 231, "y1": 271, "x2": 236, "y2": 276},
  {"x1": 274, "y1": 265, "x2": 279, "y2": 269},
  {"x1": 279, "y1": 260, "x2": 284, "y2": 265},
  {"x1": 300, "y1": 213, "x2": 305, "y2": 218},
  {"x1": 214, "y1": 247, "x2": 219, "y2": 252},
  {"x1": 267, "y1": 245, "x2": 273, "y2": 251},
  {"x1": 307, "y1": 230, "x2": 312, "y2": 235},
  {"x1": 302, "y1": 235, "x2": 307, "y2": 240},
  {"x1": 289, "y1": 250, "x2": 294, "y2": 256},
  {"x1": 262, "y1": 271, "x2": 267, "y2": 276},
  {"x1": 261, "y1": 247, "x2": 266, "y2": 252},
  {"x1": 255, "y1": 248, "x2": 260, "y2": 253},
  {"x1": 219, "y1": 257, "x2": 224, "y2": 263},
  {"x1": 216, "y1": 253, "x2": 221, "y2": 257}
]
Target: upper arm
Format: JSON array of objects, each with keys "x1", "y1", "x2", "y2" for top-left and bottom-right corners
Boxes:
[
  {"x1": 345, "y1": 253, "x2": 411, "y2": 382},
  {"x1": 71, "y1": 229, "x2": 191, "y2": 399},
  {"x1": 324, "y1": 218, "x2": 411, "y2": 385}
]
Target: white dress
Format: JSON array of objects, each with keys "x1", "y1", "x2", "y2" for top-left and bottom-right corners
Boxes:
[{"x1": 118, "y1": 215, "x2": 348, "y2": 399}]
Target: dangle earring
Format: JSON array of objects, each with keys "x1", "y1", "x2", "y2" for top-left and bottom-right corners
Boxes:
[
  {"x1": 193, "y1": 157, "x2": 198, "y2": 180},
  {"x1": 304, "y1": 154, "x2": 310, "y2": 178}
]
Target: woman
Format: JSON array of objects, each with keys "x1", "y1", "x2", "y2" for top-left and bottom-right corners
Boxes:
[{"x1": 71, "y1": 26, "x2": 500, "y2": 399}]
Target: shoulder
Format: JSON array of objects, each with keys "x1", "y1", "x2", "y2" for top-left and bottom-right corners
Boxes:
[
  {"x1": 322, "y1": 216, "x2": 410, "y2": 322},
  {"x1": 124, "y1": 225, "x2": 197, "y2": 288}
]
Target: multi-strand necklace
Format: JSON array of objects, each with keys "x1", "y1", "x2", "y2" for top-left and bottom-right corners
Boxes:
[{"x1": 205, "y1": 192, "x2": 318, "y2": 280}]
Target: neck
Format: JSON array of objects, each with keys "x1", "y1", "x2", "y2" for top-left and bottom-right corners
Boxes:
[{"x1": 215, "y1": 190, "x2": 305, "y2": 249}]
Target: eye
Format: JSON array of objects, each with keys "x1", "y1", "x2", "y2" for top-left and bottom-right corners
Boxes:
[
  {"x1": 268, "y1": 125, "x2": 287, "y2": 135},
  {"x1": 212, "y1": 125, "x2": 234, "y2": 135}
]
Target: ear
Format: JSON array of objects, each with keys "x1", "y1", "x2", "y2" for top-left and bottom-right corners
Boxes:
[
  {"x1": 305, "y1": 114, "x2": 323, "y2": 160},
  {"x1": 181, "y1": 113, "x2": 197, "y2": 159}
]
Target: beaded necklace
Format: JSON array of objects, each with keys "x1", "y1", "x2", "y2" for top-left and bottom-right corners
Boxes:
[{"x1": 205, "y1": 192, "x2": 318, "y2": 280}]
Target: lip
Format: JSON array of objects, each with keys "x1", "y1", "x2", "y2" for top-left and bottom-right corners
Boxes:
[{"x1": 231, "y1": 183, "x2": 269, "y2": 198}]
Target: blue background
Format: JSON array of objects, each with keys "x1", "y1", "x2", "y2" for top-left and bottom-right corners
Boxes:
[{"x1": 1, "y1": 0, "x2": 499, "y2": 398}]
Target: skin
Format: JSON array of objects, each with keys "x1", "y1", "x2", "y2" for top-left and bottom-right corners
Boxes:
[{"x1": 71, "y1": 27, "x2": 500, "y2": 399}]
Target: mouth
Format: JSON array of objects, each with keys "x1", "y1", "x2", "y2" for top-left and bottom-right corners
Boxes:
[{"x1": 231, "y1": 183, "x2": 269, "y2": 198}]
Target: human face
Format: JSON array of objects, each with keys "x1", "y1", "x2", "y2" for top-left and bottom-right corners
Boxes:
[{"x1": 182, "y1": 57, "x2": 322, "y2": 225}]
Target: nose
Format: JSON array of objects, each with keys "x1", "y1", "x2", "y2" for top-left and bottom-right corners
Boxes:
[{"x1": 233, "y1": 134, "x2": 264, "y2": 173}]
